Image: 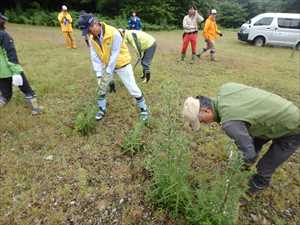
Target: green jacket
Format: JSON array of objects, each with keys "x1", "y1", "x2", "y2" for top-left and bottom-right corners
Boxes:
[
  {"x1": 0, "y1": 47, "x2": 23, "y2": 78},
  {"x1": 213, "y1": 82, "x2": 300, "y2": 139},
  {"x1": 0, "y1": 30, "x2": 23, "y2": 79}
]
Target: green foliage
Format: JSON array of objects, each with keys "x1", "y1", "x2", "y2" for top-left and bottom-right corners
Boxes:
[
  {"x1": 147, "y1": 81, "x2": 193, "y2": 216},
  {"x1": 217, "y1": 1, "x2": 247, "y2": 28},
  {"x1": 186, "y1": 146, "x2": 250, "y2": 225},
  {"x1": 4, "y1": 9, "x2": 175, "y2": 31},
  {"x1": 74, "y1": 104, "x2": 98, "y2": 136},
  {"x1": 3, "y1": 0, "x2": 300, "y2": 28},
  {"x1": 121, "y1": 122, "x2": 145, "y2": 155}
]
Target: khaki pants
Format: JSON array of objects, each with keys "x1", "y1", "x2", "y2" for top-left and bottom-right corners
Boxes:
[{"x1": 63, "y1": 32, "x2": 76, "y2": 48}]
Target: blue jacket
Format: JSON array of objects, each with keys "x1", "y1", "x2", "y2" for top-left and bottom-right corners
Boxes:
[{"x1": 128, "y1": 16, "x2": 142, "y2": 30}]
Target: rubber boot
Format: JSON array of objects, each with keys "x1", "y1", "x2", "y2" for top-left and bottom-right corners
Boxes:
[
  {"x1": 136, "y1": 96, "x2": 149, "y2": 123},
  {"x1": 181, "y1": 53, "x2": 186, "y2": 61},
  {"x1": 141, "y1": 70, "x2": 151, "y2": 83},
  {"x1": 96, "y1": 95, "x2": 106, "y2": 121},
  {"x1": 27, "y1": 97, "x2": 43, "y2": 115},
  {"x1": 108, "y1": 80, "x2": 116, "y2": 93}
]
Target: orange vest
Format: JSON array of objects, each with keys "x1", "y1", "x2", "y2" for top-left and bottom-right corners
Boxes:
[{"x1": 203, "y1": 16, "x2": 220, "y2": 41}]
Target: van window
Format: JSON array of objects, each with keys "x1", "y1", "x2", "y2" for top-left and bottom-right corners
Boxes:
[
  {"x1": 278, "y1": 18, "x2": 300, "y2": 29},
  {"x1": 254, "y1": 17, "x2": 273, "y2": 26}
]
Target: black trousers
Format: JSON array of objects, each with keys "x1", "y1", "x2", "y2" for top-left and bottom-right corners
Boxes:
[
  {"x1": 252, "y1": 133, "x2": 300, "y2": 187},
  {"x1": 0, "y1": 72, "x2": 35, "y2": 102}
]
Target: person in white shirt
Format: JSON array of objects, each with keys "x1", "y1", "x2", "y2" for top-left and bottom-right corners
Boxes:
[{"x1": 181, "y1": 5, "x2": 204, "y2": 62}]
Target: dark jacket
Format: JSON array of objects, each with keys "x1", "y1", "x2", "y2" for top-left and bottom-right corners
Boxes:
[
  {"x1": 128, "y1": 16, "x2": 142, "y2": 30},
  {"x1": 0, "y1": 30, "x2": 19, "y2": 64},
  {"x1": 0, "y1": 30, "x2": 23, "y2": 78}
]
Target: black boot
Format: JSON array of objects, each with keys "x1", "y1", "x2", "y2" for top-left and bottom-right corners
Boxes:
[{"x1": 108, "y1": 80, "x2": 116, "y2": 93}]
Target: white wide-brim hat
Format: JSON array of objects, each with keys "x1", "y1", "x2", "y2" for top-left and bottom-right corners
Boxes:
[{"x1": 182, "y1": 97, "x2": 201, "y2": 131}]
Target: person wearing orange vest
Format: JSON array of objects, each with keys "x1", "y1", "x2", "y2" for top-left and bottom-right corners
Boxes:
[
  {"x1": 197, "y1": 9, "x2": 222, "y2": 61},
  {"x1": 78, "y1": 13, "x2": 149, "y2": 122},
  {"x1": 57, "y1": 5, "x2": 76, "y2": 49}
]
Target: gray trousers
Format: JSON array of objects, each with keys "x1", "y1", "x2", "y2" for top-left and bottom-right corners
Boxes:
[
  {"x1": 141, "y1": 42, "x2": 157, "y2": 73},
  {"x1": 222, "y1": 120, "x2": 300, "y2": 188},
  {"x1": 253, "y1": 133, "x2": 300, "y2": 187}
]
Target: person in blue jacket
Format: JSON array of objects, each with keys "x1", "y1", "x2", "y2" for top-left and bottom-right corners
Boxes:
[{"x1": 128, "y1": 12, "x2": 142, "y2": 30}]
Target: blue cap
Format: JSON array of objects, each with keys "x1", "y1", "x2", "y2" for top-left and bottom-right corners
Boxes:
[
  {"x1": 78, "y1": 13, "x2": 94, "y2": 36},
  {"x1": 0, "y1": 13, "x2": 8, "y2": 21}
]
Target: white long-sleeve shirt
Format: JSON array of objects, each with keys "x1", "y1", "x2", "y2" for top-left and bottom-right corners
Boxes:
[{"x1": 183, "y1": 13, "x2": 204, "y2": 33}]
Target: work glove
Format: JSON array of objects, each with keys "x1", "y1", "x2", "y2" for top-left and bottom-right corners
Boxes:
[
  {"x1": 12, "y1": 74, "x2": 23, "y2": 86},
  {"x1": 97, "y1": 72, "x2": 114, "y2": 95}
]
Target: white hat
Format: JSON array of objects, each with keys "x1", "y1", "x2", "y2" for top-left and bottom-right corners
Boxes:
[
  {"x1": 182, "y1": 97, "x2": 201, "y2": 131},
  {"x1": 62, "y1": 5, "x2": 68, "y2": 11},
  {"x1": 211, "y1": 9, "x2": 217, "y2": 14}
]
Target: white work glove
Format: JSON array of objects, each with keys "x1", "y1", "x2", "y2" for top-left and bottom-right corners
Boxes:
[{"x1": 12, "y1": 74, "x2": 23, "y2": 86}]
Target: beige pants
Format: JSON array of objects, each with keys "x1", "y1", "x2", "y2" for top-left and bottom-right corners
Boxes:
[{"x1": 63, "y1": 32, "x2": 76, "y2": 48}]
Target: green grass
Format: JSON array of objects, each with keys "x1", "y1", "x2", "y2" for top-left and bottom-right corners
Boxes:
[{"x1": 0, "y1": 23, "x2": 299, "y2": 225}]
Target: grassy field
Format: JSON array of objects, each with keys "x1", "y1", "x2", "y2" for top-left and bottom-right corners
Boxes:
[{"x1": 0, "y1": 23, "x2": 299, "y2": 225}]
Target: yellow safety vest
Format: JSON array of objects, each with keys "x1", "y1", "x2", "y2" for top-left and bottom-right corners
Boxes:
[{"x1": 90, "y1": 23, "x2": 131, "y2": 69}]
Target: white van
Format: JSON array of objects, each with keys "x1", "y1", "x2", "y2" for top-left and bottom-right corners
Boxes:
[{"x1": 238, "y1": 13, "x2": 300, "y2": 49}]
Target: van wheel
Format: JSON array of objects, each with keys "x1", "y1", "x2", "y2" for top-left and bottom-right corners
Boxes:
[
  {"x1": 253, "y1": 37, "x2": 265, "y2": 47},
  {"x1": 296, "y1": 42, "x2": 300, "y2": 51}
]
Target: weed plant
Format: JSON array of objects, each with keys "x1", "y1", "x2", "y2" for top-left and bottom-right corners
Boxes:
[
  {"x1": 121, "y1": 121, "x2": 145, "y2": 156},
  {"x1": 74, "y1": 104, "x2": 97, "y2": 136},
  {"x1": 147, "y1": 81, "x2": 193, "y2": 216},
  {"x1": 186, "y1": 145, "x2": 250, "y2": 225}
]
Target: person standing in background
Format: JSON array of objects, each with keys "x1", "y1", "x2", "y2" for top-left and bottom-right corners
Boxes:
[
  {"x1": 197, "y1": 9, "x2": 223, "y2": 61},
  {"x1": 181, "y1": 5, "x2": 204, "y2": 62},
  {"x1": 58, "y1": 5, "x2": 76, "y2": 49},
  {"x1": 128, "y1": 11, "x2": 142, "y2": 30}
]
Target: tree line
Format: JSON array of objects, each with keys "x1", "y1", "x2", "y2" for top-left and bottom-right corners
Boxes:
[{"x1": 1, "y1": 0, "x2": 299, "y2": 28}]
